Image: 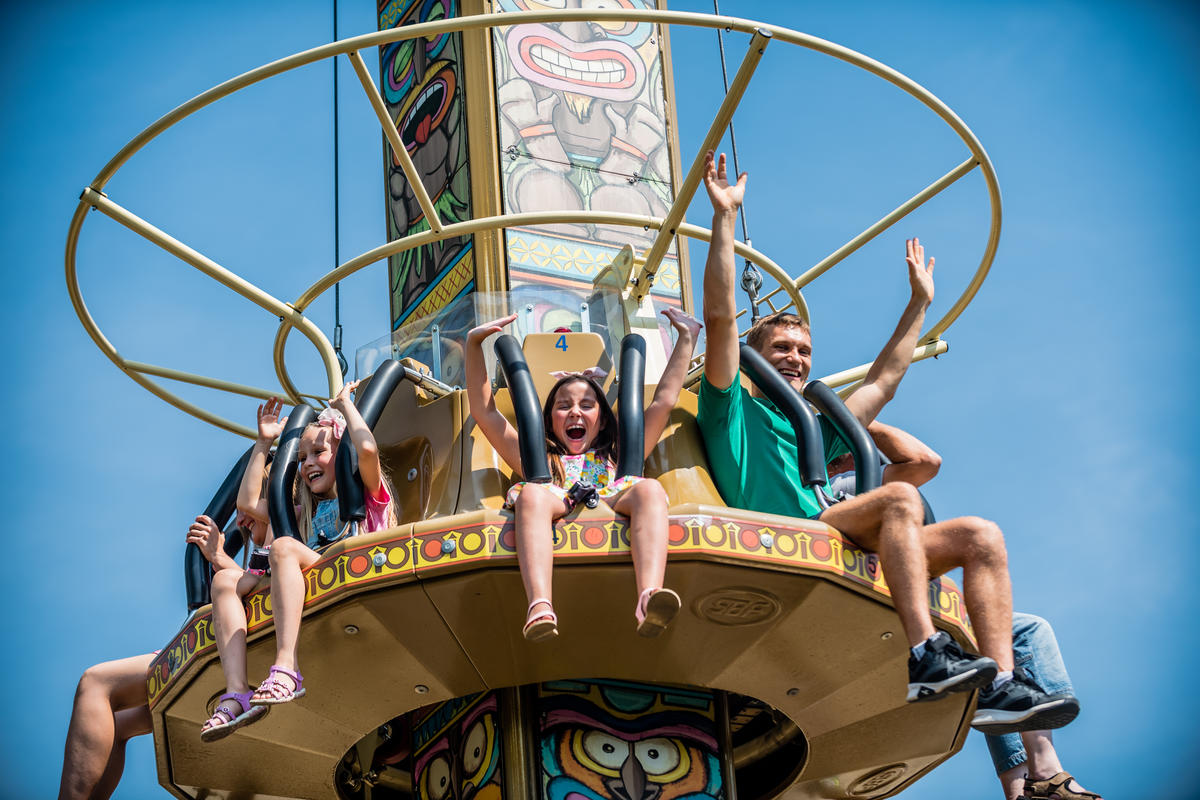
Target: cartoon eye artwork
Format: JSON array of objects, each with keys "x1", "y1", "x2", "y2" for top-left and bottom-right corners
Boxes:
[
  {"x1": 460, "y1": 714, "x2": 496, "y2": 787},
  {"x1": 420, "y1": 753, "x2": 452, "y2": 800},
  {"x1": 634, "y1": 737, "x2": 690, "y2": 784},
  {"x1": 420, "y1": 0, "x2": 453, "y2": 60},
  {"x1": 578, "y1": 729, "x2": 630, "y2": 775},
  {"x1": 581, "y1": 0, "x2": 653, "y2": 44},
  {"x1": 384, "y1": 38, "x2": 418, "y2": 104}
]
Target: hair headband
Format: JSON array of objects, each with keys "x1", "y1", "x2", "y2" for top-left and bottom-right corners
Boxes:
[
  {"x1": 315, "y1": 407, "x2": 346, "y2": 439},
  {"x1": 549, "y1": 367, "x2": 608, "y2": 381}
]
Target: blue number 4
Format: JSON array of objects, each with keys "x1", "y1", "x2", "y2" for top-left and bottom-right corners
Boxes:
[{"x1": 555, "y1": 335, "x2": 568, "y2": 352}]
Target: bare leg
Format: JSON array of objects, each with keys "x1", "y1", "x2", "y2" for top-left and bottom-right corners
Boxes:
[
  {"x1": 59, "y1": 653, "x2": 154, "y2": 800},
  {"x1": 818, "y1": 482, "x2": 936, "y2": 647},
  {"x1": 263, "y1": 537, "x2": 321, "y2": 675},
  {"x1": 923, "y1": 517, "x2": 1014, "y2": 670},
  {"x1": 611, "y1": 479, "x2": 670, "y2": 596},
  {"x1": 997, "y1": 761, "x2": 1027, "y2": 800},
  {"x1": 513, "y1": 484, "x2": 568, "y2": 617},
  {"x1": 209, "y1": 568, "x2": 262, "y2": 694},
  {"x1": 997, "y1": 732, "x2": 1097, "y2": 798},
  {"x1": 91, "y1": 706, "x2": 153, "y2": 800}
]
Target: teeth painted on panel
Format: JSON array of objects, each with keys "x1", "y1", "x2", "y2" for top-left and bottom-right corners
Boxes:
[{"x1": 530, "y1": 44, "x2": 626, "y2": 81}]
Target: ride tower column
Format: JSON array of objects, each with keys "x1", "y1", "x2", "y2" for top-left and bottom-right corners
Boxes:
[{"x1": 377, "y1": 0, "x2": 691, "y2": 379}]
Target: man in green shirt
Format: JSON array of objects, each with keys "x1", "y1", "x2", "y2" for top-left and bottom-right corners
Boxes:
[{"x1": 697, "y1": 150, "x2": 1066, "y2": 733}]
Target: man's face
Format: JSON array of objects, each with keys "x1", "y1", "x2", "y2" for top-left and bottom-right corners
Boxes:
[{"x1": 757, "y1": 325, "x2": 812, "y2": 392}]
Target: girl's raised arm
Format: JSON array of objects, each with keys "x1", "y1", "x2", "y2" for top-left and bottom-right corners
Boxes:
[
  {"x1": 465, "y1": 314, "x2": 525, "y2": 475},
  {"x1": 237, "y1": 398, "x2": 284, "y2": 521},
  {"x1": 330, "y1": 381, "x2": 383, "y2": 497},
  {"x1": 642, "y1": 308, "x2": 702, "y2": 457}
]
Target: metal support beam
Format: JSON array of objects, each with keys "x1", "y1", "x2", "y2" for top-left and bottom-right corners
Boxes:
[
  {"x1": 347, "y1": 49, "x2": 443, "y2": 234},
  {"x1": 632, "y1": 28, "x2": 772, "y2": 303},
  {"x1": 817, "y1": 339, "x2": 948, "y2": 389},
  {"x1": 81, "y1": 188, "x2": 342, "y2": 400},
  {"x1": 125, "y1": 361, "x2": 315, "y2": 402},
  {"x1": 795, "y1": 157, "x2": 979, "y2": 289}
]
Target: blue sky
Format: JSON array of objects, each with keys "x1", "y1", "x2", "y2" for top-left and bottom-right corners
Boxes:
[{"x1": 3, "y1": 1, "x2": 1197, "y2": 798}]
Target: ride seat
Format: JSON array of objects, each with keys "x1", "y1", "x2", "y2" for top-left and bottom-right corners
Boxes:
[
  {"x1": 461, "y1": 333, "x2": 723, "y2": 511},
  {"x1": 362, "y1": 358, "x2": 467, "y2": 522}
]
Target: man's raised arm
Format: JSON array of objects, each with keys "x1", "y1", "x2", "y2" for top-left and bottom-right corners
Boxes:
[
  {"x1": 843, "y1": 237, "x2": 935, "y2": 426},
  {"x1": 701, "y1": 150, "x2": 746, "y2": 391}
]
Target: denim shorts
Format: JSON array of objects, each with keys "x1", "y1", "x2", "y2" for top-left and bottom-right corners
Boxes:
[{"x1": 985, "y1": 612, "x2": 1076, "y2": 773}]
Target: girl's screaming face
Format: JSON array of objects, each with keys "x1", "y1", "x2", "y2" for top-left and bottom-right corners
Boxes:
[
  {"x1": 549, "y1": 380, "x2": 604, "y2": 456},
  {"x1": 298, "y1": 426, "x2": 338, "y2": 497}
]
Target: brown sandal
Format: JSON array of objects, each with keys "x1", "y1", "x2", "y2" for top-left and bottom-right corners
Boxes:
[{"x1": 1023, "y1": 771, "x2": 1102, "y2": 800}]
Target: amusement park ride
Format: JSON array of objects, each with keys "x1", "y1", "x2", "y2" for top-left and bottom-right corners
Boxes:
[{"x1": 65, "y1": 3, "x2": 1002, "y2": 798}]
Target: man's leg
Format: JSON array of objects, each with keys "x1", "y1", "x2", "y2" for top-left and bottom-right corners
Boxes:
[
  {"x1": 818, "y1": 482, "x2": 937, "y2": 647},
  {"x1": 922, "y1": 516, "x2": 1014, "y2": 670},
  {"x1": 819, "y1": 483, "x2": 996, "y2": 701}
]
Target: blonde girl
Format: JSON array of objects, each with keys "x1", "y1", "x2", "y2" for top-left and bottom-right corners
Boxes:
[{"x1": 239, "y1": 383, "x2": 397, "y2": 707}]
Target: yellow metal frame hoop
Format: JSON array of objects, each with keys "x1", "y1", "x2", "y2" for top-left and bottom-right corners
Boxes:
[{"x1": 65, "y1": 8, "x2": 1000, "y2": 437}]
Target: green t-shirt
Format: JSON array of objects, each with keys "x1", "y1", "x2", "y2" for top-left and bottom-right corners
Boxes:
[{"x1": 697, "y1": 375, "x2": 850, "y2": 519}]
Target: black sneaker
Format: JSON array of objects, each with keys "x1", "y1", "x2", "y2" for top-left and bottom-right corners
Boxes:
[
  {"x1": 906, "y1": 631, "x2": 998, "y2": 703},
  {"x1": 971, "y1": 667, "x2": 1081, "y2": 735}
]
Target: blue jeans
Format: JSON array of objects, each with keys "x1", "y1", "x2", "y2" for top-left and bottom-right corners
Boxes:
[{"x1": 985, "y1": 612, "x2": 1076, "y2": 773}]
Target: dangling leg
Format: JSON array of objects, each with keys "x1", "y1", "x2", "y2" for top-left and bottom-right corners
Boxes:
[
  {"x1": 612, "y1": 479, "x2": 678, "y2": 636},
  {"x1": 251, "y1": 537, "x2": 319, "y2": 704},
  {"x1": 91, "y1": 705, "x2": 152, "y2": 800},
  {"x1": 58, "y1": 654, "x2": 154, "y2": 800},
  {"x1": 513, "y1": 484, "x2": 567, "y2": 641},
  {"x1": 203, "y1": 568, "x2": 269, "y2": 738}
]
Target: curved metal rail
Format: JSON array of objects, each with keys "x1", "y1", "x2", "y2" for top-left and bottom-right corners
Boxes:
[{"x1": 65, "y1": 8, "x2": 1001, "y2": 436}]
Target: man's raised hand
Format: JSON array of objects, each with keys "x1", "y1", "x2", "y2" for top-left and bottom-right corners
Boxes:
[
  {"x1": 905, "y1": 237, "x2": 935, "y2": 306},
  {"x1": 703, "y1": 150, "x2": 746, "y2": 216}
]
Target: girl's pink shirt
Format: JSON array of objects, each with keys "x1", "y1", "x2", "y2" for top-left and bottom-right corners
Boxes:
[{"x1": 364, "y1": 482, "x2": 394, "y2": 533}]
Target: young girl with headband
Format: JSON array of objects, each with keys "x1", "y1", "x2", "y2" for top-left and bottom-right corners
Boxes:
[
  {"x1": 238, "y1": 383, "x2": 397, "y2": 709},
  {"x1": 465, "y1": 308, "x2": 701, "y2": 641}
]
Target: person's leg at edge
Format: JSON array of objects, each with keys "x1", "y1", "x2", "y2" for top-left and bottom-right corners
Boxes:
[
  {"x1": 817, "y1": 482, "x2": 937, "y2": 647},
  {"x1": 923, "y1": 516, "x2": 1015, "y2": 671},
  {"x1": 261, "y1": 537, "x2": 321, "y2": 690},
  {"x1": 91, "y1": 706, "x2": 153, "y2": 800},
  {"x1": 514, "y1": 484, "x2": 567, "y2": 625},
  {"x1": 58, "y1": 653, "x2": 155, "y2": 800},
  {"x1": 1001, "y1": 613, "x2": 1095, "y2": 798},
  {"x1": 611, "y1": 479, "x2": 670, "y2": 596},
  {"x1": 987, "y1": 730, "x2": 1029, "y2": 800}
]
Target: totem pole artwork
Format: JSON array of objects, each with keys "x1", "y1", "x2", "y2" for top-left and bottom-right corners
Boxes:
[
  {"x1": 379, "y1": 0, "x2": 476, "y2": 332},
  {"x1": 492, "y1": 0, "x2": 684, "y2": 306}
]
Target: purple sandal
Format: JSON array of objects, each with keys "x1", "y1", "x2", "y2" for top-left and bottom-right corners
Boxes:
[
  {"x1": 249, "y1": 665, "x2": 306, "y2": 706},
  {"x1": 200, "y1": 690, "x2": 268, "y2": 742}
]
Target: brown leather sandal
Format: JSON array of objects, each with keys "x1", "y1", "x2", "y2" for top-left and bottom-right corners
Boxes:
[{"x1": 1023, "y1": 771, "x2": 1102, "y2": 800}]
